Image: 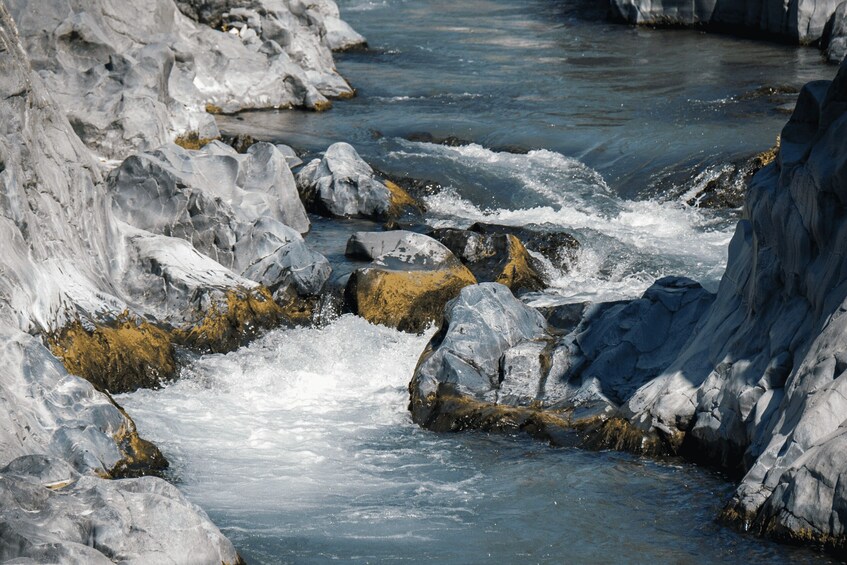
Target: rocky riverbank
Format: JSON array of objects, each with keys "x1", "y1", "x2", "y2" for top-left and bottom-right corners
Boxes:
[
  {"x1": 1, "y1": 0, "x2": 846, "y2": 561},
  {"x1": 409, "y1": 53, "x2": 847, "y2": 557}
]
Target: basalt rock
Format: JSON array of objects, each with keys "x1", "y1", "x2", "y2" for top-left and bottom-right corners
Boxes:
[
  {"x1": 684, "y1": 142, "x2": 780, "y2": 209},
  {"x1": 344, "y1": 231, "x2": 476, "y2": 333},
  {"x1": 7, "y1": 0, "x2": 359, "y2": 158},
  {"x1": 427, "y1": 228, "x2": 546, "y2": 293},
  {"x1": 608, "y1": 0, "x2": 843, "y2": 44},
  {"x1": 297, "y1": 142, "x2": 424, "y2": 221},
  {"x1": 467, "y1": 223, "x2": 581, "y2": 273}
]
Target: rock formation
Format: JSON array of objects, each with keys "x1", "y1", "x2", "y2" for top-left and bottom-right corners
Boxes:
[
  {"x1": 609, "y1": 0, "x2": 843, "y2": 45},
  {"x1": 297, "y1": 142, "x2": 423, "y2": 221},
  {"x1": 409, "y1": 54, "x2": 847, "y2": 554}
]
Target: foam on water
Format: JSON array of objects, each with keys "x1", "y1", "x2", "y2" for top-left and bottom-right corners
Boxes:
[{"x1": 392, "y1": 141, "x2": 733, "y2": 301}]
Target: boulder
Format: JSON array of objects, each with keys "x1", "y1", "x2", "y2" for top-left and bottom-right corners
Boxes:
[
  {"x1": 428, "y1": 228, "x2": 546, "y2": 293},
  {"x1": 609, "y1": 0, "x2": 844, "y2": 44},
  {"x1": 344, "y1": 231, "x2": 476, "y2": 332},
  {"x1": 0, "y1": 456, "x2": 241, "y2": 564},
  {"x1": 466, "y1": 222, "x2": 581, "y2": 272},
  {"x1": 109, "y1": 142, "x2": 332, "y2": 298},
  {"x1": 826, "y1": 2, "x2": 847, "y2": 63},
  {"x1": 6, "y1": 0, "x2": 358, "y2": 157},
  {"x1": 297, "y1": 142, "x2": 423, "y2": 220}
]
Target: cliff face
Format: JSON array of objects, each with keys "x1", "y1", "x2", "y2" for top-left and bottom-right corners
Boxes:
[{"x1": 609, "y1": 0, "x2": 844, "y2": 44}]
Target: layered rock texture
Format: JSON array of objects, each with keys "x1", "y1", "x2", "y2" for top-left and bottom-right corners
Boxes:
[
  {"x1": 6, "y1": 0, "x2": 357, "y2": 159},
  {"x1": 0, "y1": 0, "x2": 360, "y2": 559},
  {"x1": 609, "y1": 0, "x2": 843, "y2": 46},
  {"x1": 410, "y1": 57, "x2": 847, "y2": 553}
]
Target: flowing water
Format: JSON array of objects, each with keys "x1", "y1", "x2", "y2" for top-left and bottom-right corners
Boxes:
[{"x1": 123, "y1": 0, "x2": 837, "y2": 562}]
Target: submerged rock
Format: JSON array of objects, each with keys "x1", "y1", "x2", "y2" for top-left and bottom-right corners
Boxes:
[
  {"x1": 344, "y1": 231, "x2": 476, "y2": 332},
  {"x1": 297, "y1": 142, "x2": 423, "y2": 221}
]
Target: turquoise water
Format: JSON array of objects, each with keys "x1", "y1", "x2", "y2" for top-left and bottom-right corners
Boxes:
[{"x1": 124, "y1": 2, "x2": 836, "y2": 562}]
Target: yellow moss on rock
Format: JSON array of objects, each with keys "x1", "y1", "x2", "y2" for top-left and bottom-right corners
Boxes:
[
  {"x1": 347, "y1": 264, "x2": 476, "y2": 333},
  {"x1": 384, "y1": 179, "x2": 425, "y2": 217},
  {"x1": 176, "y1": 286, "x2": 287, "y2": 353},
  {"x1": 106, "y1": 398, "x2": 169, "y2": 479},
  {"x1": 205, "y1": 102, "x2": 224, "y2": 114},
  {"x1": 311, "y1": 99, "x2": 333, "y2": 112},
  {"x1": 494, "y1": 234, "x2": 545, "y2": 291},
  {"x1": 48, "y1": 315, "x2": 177, "y2": 394},
  {"x1": 174, "y1": 130, "x2": 219, "y2": 150}
]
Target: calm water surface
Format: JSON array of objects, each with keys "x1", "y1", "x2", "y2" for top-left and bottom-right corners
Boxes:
[{"x1": 125, "y1": 1, "x2": 837, "y2": 563}]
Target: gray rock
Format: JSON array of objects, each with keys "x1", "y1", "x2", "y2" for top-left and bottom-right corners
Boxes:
[
  {"x1": 0, "y1": 456, "x2": 240, "y2": 564},
  {"x1": 346, "y1": 230, "x2": 458, "y2": 267},
  {"x1": 298, "y1": 142, "x2": 421, "y2": 220},
  {"x1": 6, "y1": 0, "x2": 357, "y2": 158},
  {"x1": 826, "y1": 2, "x2": 847, "y2": 63},
  {"x1": 109, "y1": 141, "x2": 331, "y2": 297},
  {"x1": 609, "y1": 0, "x2": 843, "y2": 44},
  {"x1": 410, "y1": 283, "x2": 549, "y2": 424}
]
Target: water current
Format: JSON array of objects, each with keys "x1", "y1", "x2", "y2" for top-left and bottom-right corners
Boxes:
[{"x1": 122, "y1": 1, "x2": 837, "y2": 562}]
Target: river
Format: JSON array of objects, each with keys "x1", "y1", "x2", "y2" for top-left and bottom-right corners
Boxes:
[{"x1": 120, "y1": 0, "x2": 835, "y2": 562}]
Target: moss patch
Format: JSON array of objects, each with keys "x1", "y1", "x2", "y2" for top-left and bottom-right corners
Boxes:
[
  {"x1": 346, "y1": 264, "x2": 476, "y2": 333},
  {"x1": 204, "y1": 103, "x2": 224, "y2": 114},
  {"x1": 494, "y1": 234, "x2": 545, "y2": 292},
  {"x1": 575, "y1": 416, "x2": 668, "y2": 457},
  {"x1": 175, "y1": 287, "x2": 287, "y2": 353},
  {"x1": 311, "y1": 99, "x2": 333, "y2": 112},
  {"x1": 48, "y1": 315, "x2": 177, "y2": 394},
  {"x1": 106, "y1": 398, "x2": 169, "y2": 479},
  {"x1": 174, "y1": 130, "x2": 219, "y2": 150},
  {"x1": 384, "y1": 179, "x2": 425, "y2": 217}
]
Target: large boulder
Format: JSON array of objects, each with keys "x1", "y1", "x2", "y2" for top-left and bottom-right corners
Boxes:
[
  {"x1": 297, "y1": 142, "x2": 423, "y2": 221},
  {"x1": 0, "y1": 456, "x2": 241, "y2": 563},
  {"x1": 344, "y1": 231, "x2": 476, "y2": 332},
  {"x1": 609, "y1": 0, "x2": 843, "y2": 44},
  {"x1": 109, "y1": 142, "x2": 332, "y2": 298},
  {"x1": 6, "y1": 0, "x2": 359, "y2": 158}
]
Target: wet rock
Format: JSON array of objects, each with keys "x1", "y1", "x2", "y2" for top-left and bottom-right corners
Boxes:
[
  {"x1": 469, "y1": 222, "x2": 581, "y2": 272},
  {"x1": 427, "y1": 228, "x2": 546, "y2": 293},
  {"x1": 826, "y1": 2, "x2": 847, "y2": 62},
  {"x1": 684, "y1": 141, "x2": 780, "y2": 209},
  {"x1": 6, "y1": 0, "x2": 356, "y2": 157},
  {"x1": 0, "y1": 456, "x2": 241, "y2": 564},
  {"x1": 409, "y1": 283, "x2": 550, "y2": 426},
  {"x1": 297, "y1": 142, "x2": 423, "y2": 220},
  {"x1": 344, "y1": 231, "x2": 476, "y2": 332},
  {"x1": 609, "y1": 0, "x2": 844, "y2": 44}
]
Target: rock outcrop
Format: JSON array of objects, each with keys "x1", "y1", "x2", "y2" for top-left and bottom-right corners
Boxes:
[
  {"x1": 344, "y1": 231, "x2": 476, "y2": 332},
  {"x1": 297, "y1": 142, "x2": 423, "y2": 221},
  {"x1": 609, "y1": 0, "x2": 843, "y2": 44},
  {"x1": 409, "y1": 55, "x2": 847, "y2": 554},
  {"x1": 6, "y1": 0, "x2": 361, "y2": 158}
]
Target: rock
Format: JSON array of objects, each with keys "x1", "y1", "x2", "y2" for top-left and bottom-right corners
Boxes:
[
  {"x1": 343, "y1": 231, "x2": 476, "y2": 332},
  {"x1": 109, "y1": 142, "x2": 332, "y2": 297},
  {"x1": 468, "y1": 223, "x2": 581, "y2": 272},
  {"x1": 684, "y1": 141, "x2": 780, "y2": 209},
  {"x1": 608, "y1": 0, "x2": 844, "y2": 44},
  {"x1": 409, "y1": 283, "x2": 551, "y2": 426},
  {"x1": 826, "y1": 2, "x2": 847, "y2": 63},
  {"x1": 297, "y1": 142, "x2": 423, "y2": 220},
  {"x1": 427, "y1": 228, "x2": 547, "y2": 293},
  {"x1": 6, "y1": 0, "x2": 358, "y2": 157},
  {"x1": 0, "y1": 456, "x2": 241, "y2": 564}
]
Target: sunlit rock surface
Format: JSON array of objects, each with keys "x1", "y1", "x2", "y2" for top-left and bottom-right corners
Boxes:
[
  {"x1": 6, "y1": 0, "x2": 360, "y2": 158},
  {"x1": 297, "y1": 142, "x2": 423, "y2": 220},
  {"x1": 609, "y1": 0, "x2": 842, "y2": 44},
  {"x1": 344, "y1": 231, "x2": 476, "y2": 332}
]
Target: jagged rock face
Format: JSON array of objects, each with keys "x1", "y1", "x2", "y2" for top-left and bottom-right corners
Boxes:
[
  {"x1": 297, "y1": 142, "x2": 423, "y2": 220},
  {"x1": 108, "y1": 141, "x2": 332, "y2": 297},
  {"x1": 609, "y1": 0, "x2": 843, "y2": 44},
  {"x1": 6, "y1": 0, "x2": 358, "y2": 158},
  {"x1": 826, "y1": 2, "x2": 847, "y2": 63},
  {"x1": 0, "y1": 456, "x2": 241, "y2": 564},
  {"x1": 344, "y1": 231, "x2": 476, "y2": 333}
]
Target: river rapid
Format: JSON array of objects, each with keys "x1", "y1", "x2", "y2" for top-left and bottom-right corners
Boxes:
[{"x1": 122, "y1": 1, "x2": 836, "y2": 562}]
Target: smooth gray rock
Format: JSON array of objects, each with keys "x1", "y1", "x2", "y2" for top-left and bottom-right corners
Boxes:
[
  {"x1": 109, "y1": 142, "x2": 331, "y2": 297},
  {"x1": 609, "y1": 0, "x2": 843, "y2": 44},
  {"x1": 345, "y1": 230, "x2": 458, "y2": 268},
  {"x1": 0, "y1": 456, "x2": 240, "y2": 564},
  {"x1": 410, "y1": 283, "x2": 549, "y2": 423},
  {"x1": 297, "y1": 142, "x2": 397, "y2": 219},
  {"x1": 6, "y1": 0, "x2": 357, "y2": 157}
]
